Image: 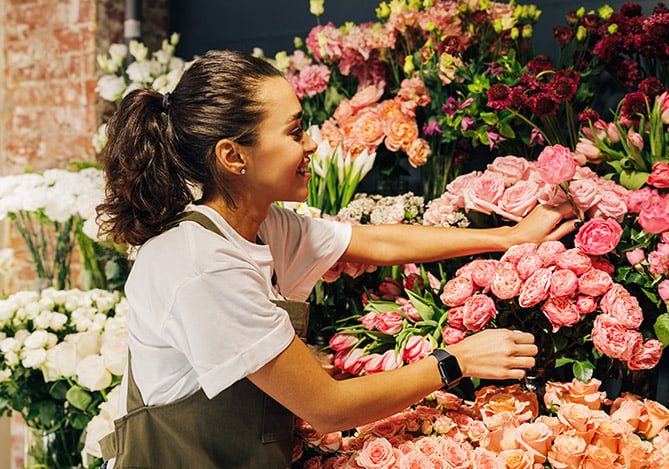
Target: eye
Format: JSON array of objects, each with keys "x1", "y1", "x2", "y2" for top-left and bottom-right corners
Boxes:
[{"x1": 291, "y1": 127, "x2": 304, "y2": 139}]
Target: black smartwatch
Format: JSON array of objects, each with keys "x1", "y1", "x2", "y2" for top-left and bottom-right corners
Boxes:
[{"x1": 430, "y1": 349, "x2": 463, "y2": 390}]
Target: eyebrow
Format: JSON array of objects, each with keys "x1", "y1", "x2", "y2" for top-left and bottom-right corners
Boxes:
[{"x1": 285, "y1": 111, "x2": 303, "y2": 125}]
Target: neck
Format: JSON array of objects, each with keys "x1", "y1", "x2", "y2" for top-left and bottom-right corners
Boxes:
[{"x1": 202, "y1": 195, "x2": 269, "y2": 243}]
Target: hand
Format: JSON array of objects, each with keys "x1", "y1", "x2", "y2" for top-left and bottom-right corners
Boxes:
[
  {"x1": 507, "y1": 202, "x2": 579, "y2": 247},
  {"x1": 446, "y1": 329, "x2": 538, "y2": 380}
]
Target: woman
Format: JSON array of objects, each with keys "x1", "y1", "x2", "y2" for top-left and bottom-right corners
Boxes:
[{"x1": 97, "y1": 50, "x2": 576, "y2": 468}]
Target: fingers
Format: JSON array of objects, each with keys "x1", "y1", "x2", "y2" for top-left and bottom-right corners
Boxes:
[{"x1": 545, "y1": 219, "x2": 580, "y2": 241}]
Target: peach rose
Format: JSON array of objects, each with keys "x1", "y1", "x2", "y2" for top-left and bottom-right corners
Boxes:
[
  {"x1": 577, "y1": 268, "x2": 613, "y2": 297},
  {"x1": 547, "y1": 434, "x2": 588, "y2": 469},
  {"x1": 611, "y1": 394, "x2": 645, "y2": 430},
  {"x1": 618, "y1": 432, "x2": 653, "y2": 468},
  {"x1": 638, "y1": 399, "x2": 669, "y2": 439},
  {"x1": 498, "y1": 449, "x2": 534, "y2": 469},
  {"x1": 542, "y1": 297, "x2": 581, "y2": 332},
  {"x1": 352, "y1": 109, "x2": 385, "y2": 147},
  {"x1": 535, "y1": 144, "x2": 577, "y2": 185},
  {"x1": 556, "y1": 248, "x2": 592, "y2": 275},
  {"x1": 518, "y1": 268, "x2": 552, "y2": 308},
  {"x1": 487, "y1": 155, "x2": 530, "y2": 185},
  {"x1": 384, "y1": 114, "x2": 419, "y2": 152},
  {"x1": 549, "y1": 269, "x2": 579, "y2": 298},
  {"x1": 475, "y1": 384, "x2": 539, "y2": 423},
  {"x1": 407, "y1": 138, "x2": 431, "y2": 168},
  {"x1": 582, "y1": 444, "x2": 620, "y2": 469},
  {"x1": 543, "y1": 378, "x2": 607, "y2": 411},
  {"x1": 470, "y1": 447, "x2": 498, "y2": 469},
  {"x1": 591, "y1": 418, "x2": 634, "y2": 454},
  {"x1": 319, "y1": 432, "x2": 343, "y2": 452},
  {"x1": 481, "y1": 412, "x2": 520, "y2": 453},
  {"x1": 376, "y1": 99, "x2": 404, "y2": 121},
  {"x1": 356, "y1": 437, "x2": 396, "y2": 468},
  {"x1": 350, "y1": 85, "x2": 383, "y2": 110},
  {"x1": 515, "y1": 422, "x2": 553, "y2": 463},
  {"x1": 557, "y1": 403, "x2": 600, "y2": 444},
  {"x1": 490, "y1": 263, "x2": 522, "y2": 300},
  {"x1": 440, "y1": 277, "x2": 476, "y2": 307}
]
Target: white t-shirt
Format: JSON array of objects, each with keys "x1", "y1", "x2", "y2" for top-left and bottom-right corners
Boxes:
[{"x1": 122, "y1": 204, "x2": 352, "y2": 408}]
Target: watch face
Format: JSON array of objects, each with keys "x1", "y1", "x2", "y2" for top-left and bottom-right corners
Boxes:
[{"x1": 440, "y1": 355, "x2": 462, "y2": 384}]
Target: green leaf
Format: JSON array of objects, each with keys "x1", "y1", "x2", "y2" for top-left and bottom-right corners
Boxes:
[
  {"x1": 498, "y1": 121, "x2": 516, "y2": 139},
  {"x1": 619, "y1": 170, "x2": 650, "y2": 190},
  {"x1": 654, "y1": 313, "x2": 669, "y2": 347},
  {"x1": 555, "y1": 357, "x2": 574, "y2": 368},
  {"x1": 66, "y1": 386, "x2": 93, "y2": 411},
  {"x1": 70, "y1": 411, "x2": 92, "y2": 430},
  {"x1": 49, "y1": 380, "x2": 69, "y2": 401},
  {"x1": 405, "y1": 290, "x2": 435, "y2": 321},
  {"x1": 572, "y1": 360, "x2": 595, "y2": 382},
  {"x1": 36, "y1": 400, "x2": 57, "y2": 426}
]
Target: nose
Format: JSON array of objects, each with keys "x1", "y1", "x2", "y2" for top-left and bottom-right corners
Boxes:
[{"x1": 304, "y1": 132, "x2": 317, "y2": 155}]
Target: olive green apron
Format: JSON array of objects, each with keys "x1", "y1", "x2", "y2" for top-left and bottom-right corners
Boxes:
[{"x1": 99, "y1": 211, "x2": 309, "y2": 468}]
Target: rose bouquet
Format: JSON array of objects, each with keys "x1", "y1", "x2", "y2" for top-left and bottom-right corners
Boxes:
[
  {"x1": 293, "y1": 378, "x2": 669, "y2": 468},
  {"x1": 0, "y1": 287, "x2": 127, "y2": 468}
]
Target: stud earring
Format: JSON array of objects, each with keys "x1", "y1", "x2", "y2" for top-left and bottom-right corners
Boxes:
[{"x1": 240, "y1": 168, "x2": 247, "y2": 175}]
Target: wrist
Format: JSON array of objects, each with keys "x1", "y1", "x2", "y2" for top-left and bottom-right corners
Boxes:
[{"x1": 430, "y1": 349, "x2": 464, "y2": 390}]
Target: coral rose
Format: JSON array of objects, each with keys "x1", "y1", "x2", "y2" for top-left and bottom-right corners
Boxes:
[
  {"x1": 440, "y1": 277, "x2": 475, "y2": 306},
  {"x1": 515, "y1": 422, "x2": 553, "y2": 464},
  {"x1": 577, "y1": 268, "x2": 613, "y2": 297},
  {"x1": 628, "y1": 339, "x2": 663, "y2": 371},
  {"x1": 549, "y1": 269, "x2": 579, "y2": 298},
  {"x1": 547, "y1": 434, "x2": 588, "y2": 469},
  {"x1": 462, "y1": 294, "x2": 497, "y2": 331},
  {"x1": 543, "y1": 378, "x2": 606, "y2": 411},
  {"x1": 639, "y1": 198, "x2": 669, "y2": 233},
  {"x1": 555, "y1": 248, "x2": 592, "y2": 275},
  {"x1": 384, "y1": 114, "x2": 419, "y2": 152},
  {"x1": 541, "y1": 297, "x2": 581, "y2": 332},
  {"x1": 490, "y1": 263, "x2": 522, "y2": 299},
  {"x1": 574, "y1": 218, "x2": 623, "y2": 255},
  {"x1": 518, "y1": 268, "x2": 552, "y2": 308},
  {"x1": 535, "y1": 144, "x2": 578, "y2": 185}
]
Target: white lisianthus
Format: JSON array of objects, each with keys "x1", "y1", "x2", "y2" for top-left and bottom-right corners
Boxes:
[
  {"x1": 21, "y1": 348, "x2": 47, "y2": 369},
  {"x1": 0, "y1": 302, "x2": 15, "y2": 324},
  {"x1": 0, "y1": 337, "x2": 19, "y2": 353},
  {"x1": 49, "y1": 312, "x2": 68, "y2": 330},
  {"x1": 4, "y1": 352, "x2": 19, "y2": 367},
  {"x1": 97, "y1": 75, "x2": 127, "y2": 102},
  {"x1": 34, "y1": 312, "x2": 52, "y2": 330},
  {"x1": 126, "y1": 60, "x2": 153, "y2": 84},
  {"x1": 128, "y1": 39, "x2": 149, "y2": 62},
  {"x1": 24, "y1": 330, "x2": 49, "y2": 350},
  {"x1": 0, "y1": 369, "x2": 11, "y2": 381},
  {"x1": 108, "y1": 43, "x2": 128, "y2": 68},
  {"x1": 76, "y1": 354, "x2": 112, "y2": 391},
  {"x1": 115, "y1": 298, "x2": 129, "y2": 317}
]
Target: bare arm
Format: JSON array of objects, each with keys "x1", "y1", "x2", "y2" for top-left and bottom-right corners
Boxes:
[
  {"x1": 248, "y1": 328, "x2": 537, "y2": 434},
  {"x1": 341, "y1": 203, "x2": 578, "y2": 266}
]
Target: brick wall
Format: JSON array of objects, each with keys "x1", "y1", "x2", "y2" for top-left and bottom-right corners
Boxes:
[{"x1": 0, "y1": 1, "x2": 167, "y2": 467}]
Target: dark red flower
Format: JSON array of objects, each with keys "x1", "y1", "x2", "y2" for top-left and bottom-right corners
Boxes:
[
  {"x1": 550, "y1": 73, "x2": 579, "y2": 103},
  {"x1": 529, "y1": 92, "x2": 559, "y2": 116},
  {"x1": 520, "y1": 71, "x2": 542, "y2": 91},
  {"x1": 620, "y1": 2, "x2": 643, "y2": 17},
  {"x1": 621, "y1": 91, "x2": 650, "y2": 124},
  {"x1": 554, "y1": 26, "x2": 576, "y2": 47},
  {"x1": 635, "y1": 33, "x2": 665, "y2": 58},
  {"x1": 593, "y1": 35, "x2": 623, "y2": 61},
  {"x1": 644, "y1": 11, "x2": 669, "y2": 44},
  {"x1": 469, "y1": 10, "x2": 489, "y2": 25},
  {"x1": 527, "y1": 55, "x2": 554, "y2": 74},
  {"x1": 438, "y1": 36, "x2": 465, "y2": 56},
  {"x1": 579, "y1": 109, "x2": 600, "y2": 125},
  {"x1": 580, "y1": 13, "x2": 604, "y2": 31},
  {"x1": 487, "y1": 84, "x2": 512, "y2": 110},
  {"x1": 566, "y1": 10, "x2": 579, "y2": 27},
  {"x1": 614, "y1": 58, "x2": 641, "y2": 86},
  {"x1": 509, "y1": 86, "x2": 529, "y2": 110},
  {"x1": 638, "y1": 78, "x2": 667, "y2": 99}
]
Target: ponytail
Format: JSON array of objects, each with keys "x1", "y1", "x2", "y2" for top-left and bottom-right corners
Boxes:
[{"x1": 97, "y1": 50, "x2": 283, "y2": 246}]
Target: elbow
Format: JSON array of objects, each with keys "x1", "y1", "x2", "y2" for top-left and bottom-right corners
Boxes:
[{"x1": 300, "y1": 409, "x2": 350, "y2": 435}]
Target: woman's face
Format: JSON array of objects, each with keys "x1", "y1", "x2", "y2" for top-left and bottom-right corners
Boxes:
[{"x1": 240, "y1": 76, "x2": 317, "y2": 204}]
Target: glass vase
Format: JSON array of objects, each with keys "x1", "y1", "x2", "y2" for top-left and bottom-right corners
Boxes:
[{"x1": 24, "y1": 424, "x2": 83, "y2": 469}]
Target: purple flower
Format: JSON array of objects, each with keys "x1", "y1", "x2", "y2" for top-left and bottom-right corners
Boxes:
[
  {"x1": 461, "y1": 117, "x2": 475, "y2": 131},
  {"x1": 487, "y1": 131, "x2": 506, "y2": 150},
  {"x1": 530, "y1": 128, "x2": 545, "y2": 146},
  {"x1": 422, "y1": 121, "x2": 443, "y2": 136}
]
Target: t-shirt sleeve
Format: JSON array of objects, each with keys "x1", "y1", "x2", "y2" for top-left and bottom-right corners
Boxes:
[
  {"x1": 161, "y1": 259, "x2": 296, "y2": 399},
  {"x1": 263, "y1": 205, "x2": 352, "y2": 301}
]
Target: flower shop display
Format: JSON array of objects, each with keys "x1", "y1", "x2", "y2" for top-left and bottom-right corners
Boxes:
[
  {"x1": 293, "y1": 378, "x2": 669, "y2": 468},
  {"x1": 0, "y1": 288, "x2": 127, "y2": 467}
]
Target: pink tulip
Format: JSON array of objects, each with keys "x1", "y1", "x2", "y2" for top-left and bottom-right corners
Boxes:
[
  {"x1": 607, "y1": 122, "x2": 620, "y2": 143},
  {"x1": 628, "y1": 130, "x2": 644, "y2": 151}
]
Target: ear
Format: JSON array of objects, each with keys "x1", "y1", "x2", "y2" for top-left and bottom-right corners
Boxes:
[{"x1": 214, "y1": 139, "x2": 245, "y2": 175}]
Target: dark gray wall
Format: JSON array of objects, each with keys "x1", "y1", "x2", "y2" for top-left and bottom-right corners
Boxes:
[{"x1": 169, "y1": 0, "x2": 658, "y2": 61}]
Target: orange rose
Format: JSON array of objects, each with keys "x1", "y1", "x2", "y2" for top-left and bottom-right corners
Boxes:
[
  {"x1": 333, "y1": 98, "x2": 354, "y2": 122},
  {"x1": 498, "y1": 449, "x2": 534, "y2": 469},
  {"x1": 343, "y1": 137, "x2": 369, "y2": 160},
  {"x1": 547, "y1": 434, "x2": 587, "y2": 469},
  {"x1": 557, "y1": 403, "x2": 601, "y2": 444},
  {"x1": 582, "y1": 444, "x2": 621, "y2": 469},
  {"x1": 482, "y1": 412, "x2": 520, "y2": 454},
  {"x1": 638, "y1": 399, "x2": 669, "y2": 439},
  {"x1": 376, "y1": 99, "x2": 404, "y2": 121},
  {"x1": 610, "y1": 393, "x2": 644, "y2": 431},
  {"x1": 543, "y1": 378, "x2": 607, "y2": 411},
  {"x1": 474, "y1": 384, "x2": 539, "y2": 424},
  {"x1": 618, "y1": 432, "x2": 653, "y2": 468},
  {"x1": 407, "y1": 138, "x2": 430, "y2": 168},
  {"x1": 515, "y1": 422, "x2": 553, "y2": 464},
  {"x1": 351, "y1": 109, "x2": 385, "y2": 147},
  {"x1": 384, "y1": 114, "x2": 419, "y2": 152},
  {"x1": 535, "y1": 415, "x2": 563, "y2": 439},
  {"x1": 591, "y1": 418, "x2": 634, "y2": 454},
  {"x1": 349, "y1": 85, "x2": 383, "y2": 110}
]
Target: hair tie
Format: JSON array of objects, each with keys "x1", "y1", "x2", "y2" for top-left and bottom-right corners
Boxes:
[{"x1": 161, "y1": 92, "x2": 171, "y2": 113}]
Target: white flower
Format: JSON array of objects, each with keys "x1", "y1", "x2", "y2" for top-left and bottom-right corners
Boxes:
[
  {"x1": 108, "y1": 43, "x2": 128, "y2": 67},
  {"x1": 92, "y1": 122, "x2": 108, "y2": 153},
  {"x1": 0, "y1": 302, "x2": 15, "y2": 324},
  {"x1": 126, "y1": 60, "x2": 153, "y2": 83},
  {"x1": 101, "y1": 335, "x2": 127, "y2": 376},
  {"x1": 21, "y1": 348, "x2": 47, "y2": 369},
  {"x1": 49, "y1": 312, "x2": 68, "y2": 330},
  {"x1": 46, "y1": 341, "x2": 78, "y2": 378},
  {"x1": 76, "y1": 354, "x2": 112, "y2": 391},
  {"x1": 115, "y1": 298, "x2": 129, "y2": 317},
  {"x1": 4, "y1": 352, "x2": 19, "y2": 367},
  {"x1": 0, "y1": 248, "x2": 16, "y2": 276},
  {"x1": 33, "y1": 312, "x2": 52, "y2": 330},
  {"x1": 97, "y1": 75, "x2": 127, "y2": 102},
  {"x1": 0, "y1": 337, "x2": 19, "y2": 353},
  {"x1": 0, "y1": 369, "x2": 11, "y2": 381},
  {"x1": 69, "y1": 331, "x2": 102, "y2": 358},
  {"x1": 83, "y1": 412, "x2": 114, "y2": 458},
  {"x1": 128, "y1": 39, "x2": 148, "y2": 62}
]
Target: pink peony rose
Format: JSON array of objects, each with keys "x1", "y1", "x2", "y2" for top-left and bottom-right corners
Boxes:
[
  {"x1": 591, "y1": 315, "x2": 642, "y2": 361},
  {"x1": 498, "y1": 180, "x2": 540, "y2": 218},
  {"x1": 628, "y1": 339, "x2": 663, "y2": 371},
  {"x1": 549, "y1": 269, "x2": 579, "y2": 298},
  {"x1": 490, "y1": 263, "x2": 523, "y2": 299},
  {"x1": 577, "y1": 268, "x2": 613, "y2": 297},
  {"x1": 555, "y1": 248, "x2": 592, "y2": 275},
  {"x1": 574, "y1": 218, "x2": 623, "y2": 255},
  {"x1": 356, "y1": 437, "x2": 396, "y2": 468},
  {"x1": 516, "y1": 254, "x2": 544, "y2": 280},
  {"x1": 639, "y1": 197, "x2": 669, "y2": 233},
  {"x1": 647, "y1": 161, "x2": 669, "y2": 188},
  {"x1": 468, "y1": 259, "x2": 499, "y2": 289},
  {"x1": 598, "y1": 283, "x2": 629, "y2": 312},
  {"x1": 447, "y1": 306, "x2": 465, "y2": 329},
  {"x1": 575, "y1": 295, "x2": 597, "y2": 314},
  {"x1": 440, "y1": 277, "x2": 476, "y2": 306},
  {"x1": 569, "y1": 178, "x2": 602, "y2": 211},
  {"x1": 624, "y1": 187, "x2": 659, "y2": 213},
  {"x1": 590, "y1": 256, "x2": 614, "y2": 275},
  {"x1": 541, "y1": 297, "x2": 581, "y2": 332},
  {"x1": 606, "y1": 294, "x2": 643, "y2": 329},
  {"x1": 658, "y1": 279, "x2": 669, "y2": 301},
  {"x1": 518, "y1": 268, "x2": 552, "y2": 308},
  {"x1": 536, "y1": 240, "x2": 567, "y2": 266},
  {"x1": 535, "y1": 144, "x2": 577, "y2": 185},
  {"x1": 500, "y1": 243, "x2": 537, "y2": 264},
  {"x1": 462, "y1": 294, "x2": 497, "y2": 331}
]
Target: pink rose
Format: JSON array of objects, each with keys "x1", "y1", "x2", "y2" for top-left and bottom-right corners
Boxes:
[
  {"x1": 555, "y1": 249, "x2": 592, "y2": 275},
  {"x1": 397, "y1": 450, "x2": 433, "y2": 468},
  {"x1": 498, "y1": 180, "x2": 540, "y2": 218},
  {"x1": 626, "y1": 248, "x2": 646, "y2": 265},
  {"x1": 462, "y1": 294, "x2": 497, "y2": 331},
  {"x1": 350, "y1": 85, "x2": 384, "y2": 110},
  {"x1": 587, "y1": 190, "x2": 628, "y2": 222},
  {"x1": 590, "y1": 256, "x2": 614, "y2": 275},
  {"x1": 440, "y1": 277, "x2": 476, "y2": 306},
  {"x1": 549, "y1": 269, "x2": 579, "y2": 298},
  {"x1": 607, "y1": 294, "x2": 643, "y2": 329},
  {"x1": 490, "y1": 263, "x2": 522, "y2": 299},
  {"x1": 329, "y1": 334, "x2": 358, "y2": 352},
  {"x1": 464, "y1": 172, "x2": 506, "y2": 213},
  {"x1": 376, "y1": 311, "x2": 404, "y2": 335},
  {"x1": 356, "y1": 437, "x2": 396, "y2": 468},
  {"x1": 536, "y1": 240, "x2": 567, "y2": 266},
  {"x1": 628, "y1": 339, "x2": 663, "y2": 370},
  {"x1": 470, "y1": 447, "x2": 498, "y2": 469},
  {"x1": 592, "y1": 314, "x2": 642, "y2": 361},
  {"x1": 440, "y1": 438, "x2": 473, "y2": 468},
  {"x1": 500, "y1": 243, "x2": 537, "y2": 264},
  {"x1": 515, "y1": 422, "x2": 553, "y2": 464},
  {"x1": 516, "y1": 254, "x2": 544, "y2": 280},
  {"x1": 569, "y1": 178, "x2": 602, "y2": 211},
  {"x1": 447, "y1": 306, "x2": 465, "y2": 329},
  {"x1": 518, "y1": 268, "x2": 552, "y2": 308},
  {"x1": 486, "y1": 155, "x2": 530, "y2": 185},
  {"x1": 402, "y1": 335, "x2": 433, "y2": 364},
  {"x1": 576, "y1": 295, "x2": 597, "y2": 314},
  {"x1": 647, "y1": 161, "x2": 669, "y2": 188},
  {"x1": 577, "y1": 268, "x2": 613, "y2": 297},
  {"x1": 535, "y1": 144, "x2": 577, "y2": 185},
  {"x1": 599, "y1": 283, "x2": 629, "y2": 312},
  {"x1": 624, "y1": 187, "x2": 659, "y2": 213},
  {"x1": 639, "y1": 197, "x2": 669, "y2": 233},
  {"x1": 541, "y1": 297, "x2": 581, "y2": 332},
  {"x1": 547, "y1": 434, "x2": 587, "y2": 469},
  {"x1": 441, "y1": 326, "x2": 465, "y2": 345},
  {"x1": 658, "y1": 279, "x2": 669, "y2": 301},
  {"x1": 648, "y1": 250, "x2": 669, "y2": 275},
  {"x1": 574, "y1": 218, "x2": 623, "y2": 255},
  {"x1": 468, "y1": 259, "x2": 499, "y2": 289}
]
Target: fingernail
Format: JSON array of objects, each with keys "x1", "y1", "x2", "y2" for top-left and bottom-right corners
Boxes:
[{"x1": 574, "y1": 220, "x2": 584, "y2": 228}]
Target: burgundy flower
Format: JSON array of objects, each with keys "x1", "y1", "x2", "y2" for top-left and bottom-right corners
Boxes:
[
  {"x1": 579, "y1": 109, "x2": 600, "y2": 126},
  {"x1": 580, "y1": 13, "x2": 604, "y2": 31},
  {"x1": 635, "y1": 33, "x2": 665, "y2": 58},
  {"x1": 469, "y1": 10, "x2": 489, "y2": 25},
  {"x1": 530, "y1": 92, "x2": 559, "y2": 116},
  {"x1": 593, "y1": 35, "x2": 622, "y2": 61},
  {"x1": 438, "y1": 36, "x2": 465, "y2": 56},
  {"x1": 621, "y1": 91, "x2": 650, "y2": 124},
  {"x1": 644, "y1": 11, "x2": 669, "y2": 46},
  {"x1": 620, "y1": 2, "x2": 643, "y2": 17},
  {"x1": 509, "y1": 86, "x2": 529, "y2": 110},
  {"x1": 487, "y1": 84, "x2": 512, "y2": 110},
  {"x1": 614, "y1": 58, "x2": 641, "y2": 87},
  {"x1": 550, "y1": 75, "x2": 579, "y2": 103},
  {"x1": 520, "y1": 71, "x2": 541, "y2": 90},
  {"x1": 565, "y1": 10, "x2": 579, "y2": 27},
  {"x1": 554, "y1": 26, "x2": 576, "y2": 47},
  {"x1": 527, "y1": 54, "x2": 554, "y2": 74},
  {"x1": 638, "y1": 78, "x2": 667, "y2": 99}
]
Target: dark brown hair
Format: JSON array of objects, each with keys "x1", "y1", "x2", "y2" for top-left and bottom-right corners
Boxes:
[{"x1": 96, "y1": 50, "x2": 283, "y2": 246}]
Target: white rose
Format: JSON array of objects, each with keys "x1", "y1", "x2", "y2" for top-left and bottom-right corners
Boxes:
[
  {"x1": 41, "y1": 353, "x2": 62, "y2": 382},
  {"x1": 14, "y1": 330, "x2": 30, "y2": 344},
  {"x1": 46, "y1": 332, "x2": 58, "y2": 348},
  {"x1": 114, "y1": 298, "x2": 129, "y2": 317},
  {"x1": 82, "y1": 413, "x2": 114, "y2": 458},
  {"x1": 21, "y1": 348, "x2": 47, "y2": 369},
  {"x1": 69, "y1": 331, "x2": 101, "y2": 358},
  {"x1": 101, "y1": 337, "x2": 127, "y2": 376},
  {"x1": 100, "y1": 385, "x2": 122, "y2": 419},
  {"x1": 103, "y1": 317, "x2": 127, "y2": 337},
  {"x1": 75, "y1": 317, "x2": 94, "y2": 332},
  {"x1": 97, "y1": 75, "x2": 127, "y2": 102},
  {"x1": 49, "y1": 312, "x2": 68, "y2": 330},
  {"x1": 48, "y1": 341, "x2": 77, "y2": 378},
  {"x1": 24, "y1": 330, "x2": 49, "y2": 349},
  {"x1": 0, "y1": 337, "x2": 19, "y2": 353},
  {"x1": 22, "y1": 302, "x2": 40, "y2": 320},
  {"x1": 0, "y1": 302, "x2": 15, "y2": 323},
  {"x1": 34, "y1": 312, "x2": 52, "y2": 330},
  {"x1": 76, "y1": 354, "x2": 112, "y2": 391},
  {"x1": 93, "y1": 313, "x2": 108, "y2": 328}
]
